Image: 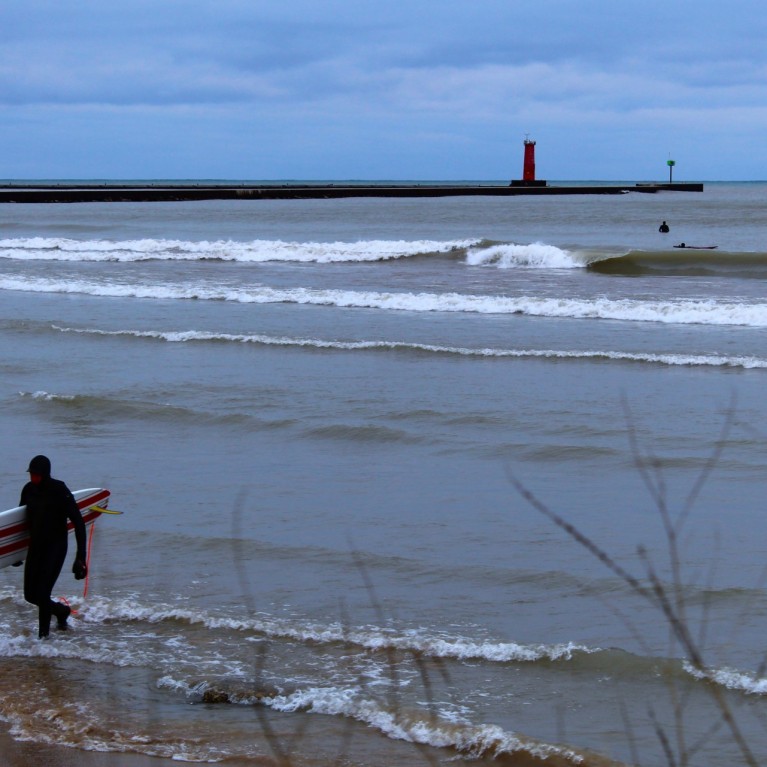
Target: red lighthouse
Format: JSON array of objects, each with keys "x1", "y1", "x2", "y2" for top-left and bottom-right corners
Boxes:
[
  {"x1": 523, "y1": 138, "x2": 536, "y2": 181},
  {"x1": 511, "y1": 137, "x2": 547, "y2": 187}
]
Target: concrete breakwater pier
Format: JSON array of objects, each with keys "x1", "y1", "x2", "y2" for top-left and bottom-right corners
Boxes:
[{"x1": 0, "y1": 181, "x2": 703, "y2": 203}]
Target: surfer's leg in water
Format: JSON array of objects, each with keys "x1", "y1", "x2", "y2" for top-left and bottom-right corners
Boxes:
[
  {"x1": 23, "y1": 541, "x2": 68, "y2": 638},
  {"x1": 52, "y1": 600, "x2": 71, "y2": 631}
]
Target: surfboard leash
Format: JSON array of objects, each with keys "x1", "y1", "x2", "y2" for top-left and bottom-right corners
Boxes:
[{"x1": 82, "y1": 519, "x2": 96, "y2": 599}]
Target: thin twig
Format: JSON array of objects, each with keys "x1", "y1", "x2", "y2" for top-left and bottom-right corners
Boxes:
[{"x1": 509, "y1": 458, "x2": 759, "y2": 766}]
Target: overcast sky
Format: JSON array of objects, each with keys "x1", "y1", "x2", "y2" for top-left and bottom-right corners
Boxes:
[{"x1": 3, "y1": 1, "x2": 767, "y2": 180}]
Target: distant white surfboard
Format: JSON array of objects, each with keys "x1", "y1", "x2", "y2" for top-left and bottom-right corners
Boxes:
[{"x1": 0, "y1": 488, "x2": 111, "y2": 570}]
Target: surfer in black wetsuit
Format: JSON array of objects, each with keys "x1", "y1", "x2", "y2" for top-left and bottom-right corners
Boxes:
[
  {"x1": 20, "y1": 455, "x2": 88, "y2": 638},
  {"x1": 658, "y1": 221, "x2": 670, "y2": 233}
]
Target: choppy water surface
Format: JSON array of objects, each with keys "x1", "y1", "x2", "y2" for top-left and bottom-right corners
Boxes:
[{"x1": 1, "y1": 183, "x2": 767, "y2": 765}]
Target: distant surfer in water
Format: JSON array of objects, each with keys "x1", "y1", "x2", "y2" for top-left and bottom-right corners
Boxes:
[
  {"x1": 20, "y1": 455, "x2": 88, "y2": 638},
  {"x1": 658, "y1": 221, "x2": 670, "y2": 233}
]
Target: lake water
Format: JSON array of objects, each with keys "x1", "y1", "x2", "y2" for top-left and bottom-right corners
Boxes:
[{"x1": 0, "y1": 182, "x2": 766, "y2": 766}]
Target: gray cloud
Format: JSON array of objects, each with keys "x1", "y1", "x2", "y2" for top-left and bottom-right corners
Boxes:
[
  {"x1": 3, "y1": 0, "x2": 767, "y2": 178},
  {"x1": 4, "y1": 1, "x2": 765, "y2": 107}
]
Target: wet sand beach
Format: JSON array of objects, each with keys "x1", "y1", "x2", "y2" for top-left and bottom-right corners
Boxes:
[{"x1": 1, "y1": 728, "x2": 174, "y2": 767}]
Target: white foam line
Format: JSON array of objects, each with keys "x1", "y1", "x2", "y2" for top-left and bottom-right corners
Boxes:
[
  {"x1": 56, "y1": 594, "x2": 595, "y2": 664},
  {"x1": 6, "y1": 278, "x2": 767, "y2": 327},
  {"x1": 466, "y1": 241, "x2": 582, "y2": 269},
  {"x1": 51, "y1": 326, "x2": 767, "y2": 368},
  {"x1": 683, "y1": 661, "x2": 767, "y2": 695},
  {"x1": 264, "y1": 686, "x2": 585, "y2": 762},
  {"x1": 157, "y1": 676, "x2": 585, "y2": 762},
  {"x1": 0, "y1": 237, "x2": 477, "y2": 263},
  {"x1": 20, "y1": 390, "x2": 77, "y2": 401}
]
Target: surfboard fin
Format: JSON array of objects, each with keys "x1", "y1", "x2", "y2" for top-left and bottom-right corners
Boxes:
[{"x1": 90, "y1": 505, "x2": 123, "y2": 515}]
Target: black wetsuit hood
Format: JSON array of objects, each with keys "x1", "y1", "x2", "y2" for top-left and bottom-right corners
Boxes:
[{"x1": 27, "y1": 455, "x2": 51, "y2": 478}]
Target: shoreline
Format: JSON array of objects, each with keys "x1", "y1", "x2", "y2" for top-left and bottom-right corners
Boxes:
[
  {"x1": 0, "y1": 724, "x2": 620, "y2": 767},
  {"x1": 1, "y1": 728, "x2": 176, "y2": 767},
  {"x1": 1, "y1": 726, "x2": 271, "y2": 767}
]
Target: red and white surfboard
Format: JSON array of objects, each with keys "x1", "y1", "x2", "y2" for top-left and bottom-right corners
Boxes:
[{"x1": 0, "y1": 488, "x2": 111, "y2": 570}]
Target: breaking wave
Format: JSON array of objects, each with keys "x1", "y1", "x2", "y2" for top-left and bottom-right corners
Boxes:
[
  {"x1": 4, "y1": 275, "x2": 759, "y2": 325},
  {"x1": 69, "y1": 593, "x2": 595, "y2": 664},
  {"x1": 158, "y1": 677, "x2": 591, "y2": 764},
  {"x1": 683, "y1": 661, "x2": 767, "y2": 695},
  {"x1": 0, "y1": 236, "x2": 583, "y2": 268},
  {"x1": 0, "y1": 586, "x2": 593, "y2": 666},
  {"x1": 0, "y1": 236, "x2": 477, "y2": 263},
  {"x1": 466, "y1": 242, "x2": 583, "y2": 269},
  {"x1": 3, "y1": 237, "x2": 765, "y2": 278}
]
